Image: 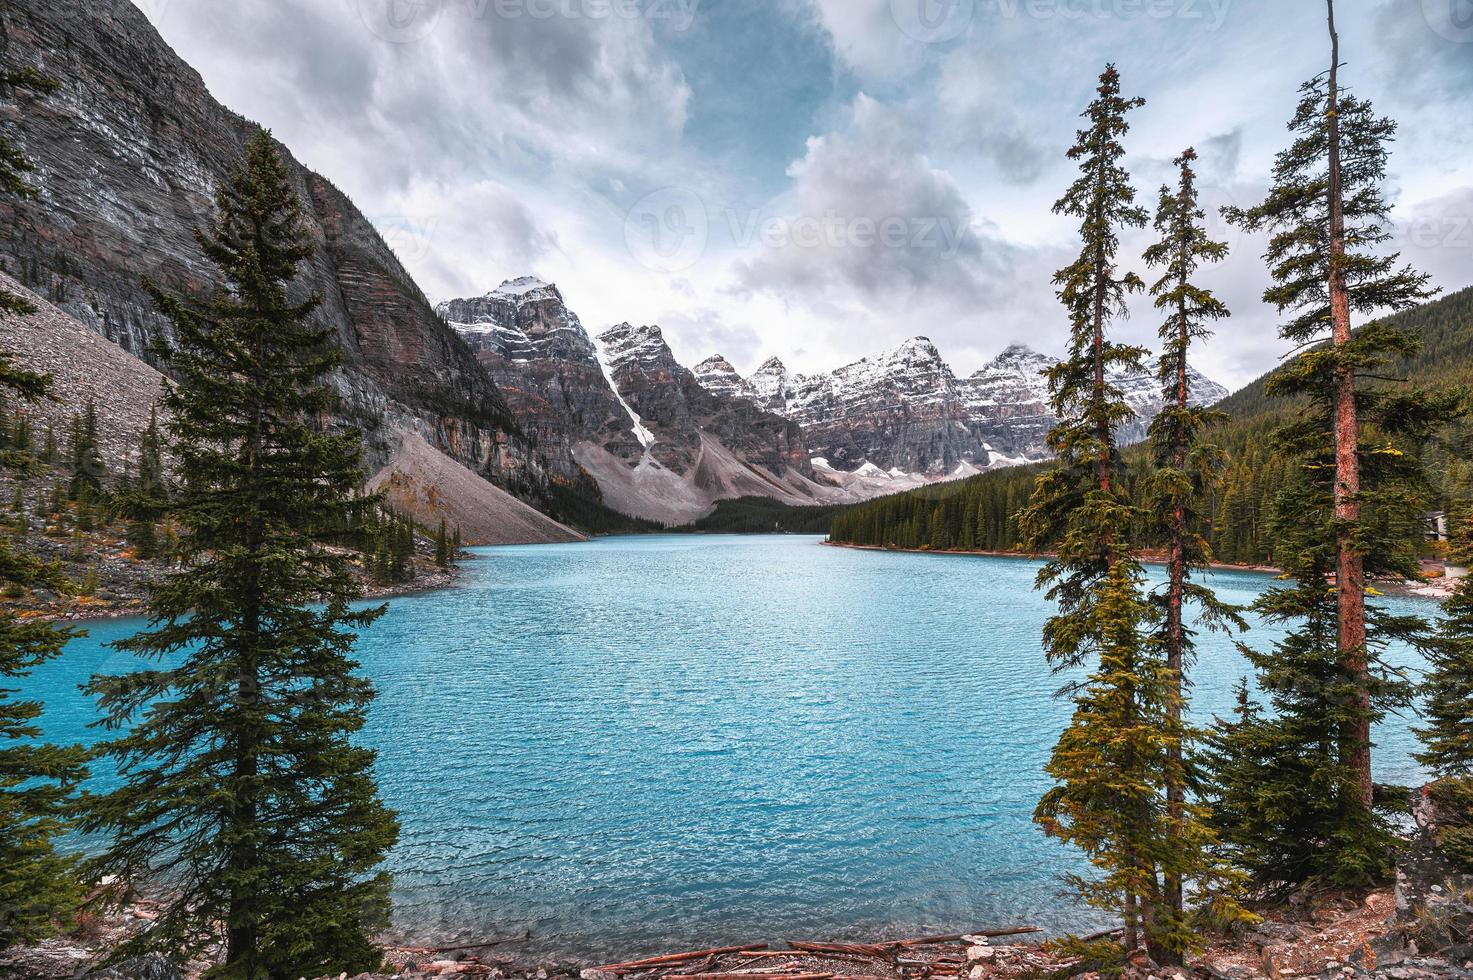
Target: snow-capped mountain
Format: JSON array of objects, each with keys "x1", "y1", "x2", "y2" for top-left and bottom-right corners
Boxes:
[
  {"x1": 437, "y1": 279, "x2": 645, "y2": 479},
  {"x1": 748, "y1": 338, "x2": 990, "y2": 476},
  {"x1": 695, "y1": 339, "x2": 1230, "y2": 475},
  {"x1": 442, "y1": 277, "x2": 1229, "y2": 521},
  {"x1": 441, "y1": 283, "x2": 833, "y2": 524},
  {"x1": 958, "y1": 344, "x2": 1059, "y2": 464}
]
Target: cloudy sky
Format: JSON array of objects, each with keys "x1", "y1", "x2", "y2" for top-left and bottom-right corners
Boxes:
[{"x1": 132, "y1": 0, "x2": 1472, "y2": 389}]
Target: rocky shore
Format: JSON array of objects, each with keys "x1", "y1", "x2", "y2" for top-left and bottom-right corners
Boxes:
[{"x1": 8, "y1": 790, "x2": 1473, "y2": 980}]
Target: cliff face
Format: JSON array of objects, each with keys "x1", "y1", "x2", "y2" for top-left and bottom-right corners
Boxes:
[
  {"x1": 0, "y1": 0, "x2": 557, "y2": 499},
  {"x1": 957, "y1": 344, "x2": 1059, "y2": 464},
  {"x1": 438, "y1": 278, "x2": 643, "y2": 484},
  {"x1": 722, "y1": 340, "x2": 992, "y2": 476},
  {"x1": 598, "y1": 323, "x2": 811, "y2": 481},
  {"x1": 701, "y1": 340, "x2": 1231, "y2": 476}
]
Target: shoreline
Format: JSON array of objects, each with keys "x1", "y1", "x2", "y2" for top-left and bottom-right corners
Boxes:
[
  {"x1": 820, "y1": 540, "x2": 1454, "y2": 600},
  {"x1": 31, "y1": 563, "x2": 467, "y2": 625}
]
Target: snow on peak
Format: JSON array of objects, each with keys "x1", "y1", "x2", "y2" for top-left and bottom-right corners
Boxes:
[
  {"x1": 746, "y1": 356, "x2": 793, "y2": 413},
  {"x1": 891, "y1": 336, "x2": 943, "y2": 361},
  {"x1": 597, "y1": 322, "x2": 673, "y2": 368},
  {"x1": 491, "y1": 276, "x2": 556, "y2": 299},
  {"x1": 695, "y1": 354, "x2": 738, "y2": 375},
  {"x1": 695, "y1": 357, "x2": 744, "y2": 395},
  {"x1": 694, "y1": 355, "x2": 751, "y2": 400}
]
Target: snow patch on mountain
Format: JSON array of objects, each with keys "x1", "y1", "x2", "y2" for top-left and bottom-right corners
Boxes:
[{"x1": 595, "y1": 334, "x2": 657, "y2": 450}]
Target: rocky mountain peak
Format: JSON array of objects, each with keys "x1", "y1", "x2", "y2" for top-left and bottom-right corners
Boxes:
[
  {"x1": 490, "y1": 275, "x2": 558, "y2": 300},
  {"x1": 746, "y1": 357, "x2": 793, "y2": 414},
  {"x1": 693, "y1": 355, "x2": 749, "y2": 401},
  {"x1": 598, "y1": 323, "x2": 676, "y2": 370},
  {"x1": 888, "y1": 336, "x2": 946, "y2": 365},
  {"x1": 438, "y1": 278, "x2": 594, "y2": 363}
]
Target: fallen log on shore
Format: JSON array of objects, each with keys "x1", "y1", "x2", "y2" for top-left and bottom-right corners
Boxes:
[
  {"x1": 598, "y1": 944, "x2": 770, "y2": 974},
  {"x1": 786, "y1": 943, "x2": 892, "y2": 959}
]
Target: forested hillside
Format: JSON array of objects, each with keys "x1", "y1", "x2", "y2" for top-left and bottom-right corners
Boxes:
[{"x1": 829, "y1": 286, "x2": 1473, "y2": 564}]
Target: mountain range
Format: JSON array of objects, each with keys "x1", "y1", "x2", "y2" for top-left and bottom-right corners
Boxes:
[
  {"x1": 438, "y1": 278, "x2": 1229, "y2": 523},
  {"x1": 0, "y1": 1, "x2": 1227, "y2": 536}
]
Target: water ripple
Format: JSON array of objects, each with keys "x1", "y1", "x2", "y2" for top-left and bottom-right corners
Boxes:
[{"x1": 33, "y1": 535, "x2": 1432, "y2": 959}]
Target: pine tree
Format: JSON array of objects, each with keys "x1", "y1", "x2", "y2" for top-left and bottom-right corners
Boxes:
[
  {"x1": 1204, "y1": 473, "x2": 1435, "y2": 891},
  {"x1": 122, "y1": 405, "x2": 168, "y2": 558},
  {"x1": 0, "y1": 352, "x2": 88, "y2": 949},
  {"x1": 67, "y1": 402, "x2": 104, "y2": 501},
  {"x1": 1417, "y1": 552, "x2": 1473, "y2": 779},
  {"x1": 1018, "y1": 65, "x2": 1172, "y2": 960},
  {"x1": 0, "y1": 60, "x2": 59, "y2": 316},
  {"x1": 1415, "y1": 562, "x2": 1473, "y2": 869},
  {"x1": 1141, "y1": 148, "x2": 1246, "y2": 952},
  {"x1": 1223, "y1": 0, "x2": 1442, "y2": 812},
  {"x1": 434, "y1": 519, "x2": 451, "y2": 569},
  {"x1": 41, "y1": 423, "x2": 57, "y2": 466},
  {"x1": 84, "y1": 131, "x2": 399, "y2": 978}
]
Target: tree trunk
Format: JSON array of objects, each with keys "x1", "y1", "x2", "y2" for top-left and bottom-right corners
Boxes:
[
  {"x1": 227, "y1": 328, "x2": 268, "y2": 973},
  {"x1": 1124, "y1": 888, "x2": 1139, "y2": 955},
  {"x1": 1160, "y1": 294, "x2": 1190, "y2": 965},
  {"x1": 1095, "y1": 268, "x2": 1110, "y2": 495},
  {"x1": 1325, "y1": 0, "x2": 1374, "y2": 811}
]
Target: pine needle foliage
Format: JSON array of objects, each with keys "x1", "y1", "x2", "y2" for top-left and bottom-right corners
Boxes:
[
  {"x1": 83, "y1": 131, "x2": 399, "y2": 979},
  {"x1": 0, "y1": 364, "x2": 88, "y2": 950},
  {"x1": 1417, "y1": 561, "x2": 1473, "y2": 779},
  {"x1": 1211, "y1": 1, "x2": 1459, "y2": 892},
  {"x1": 1020, "y1": 65, "x2": 1187, "y2": 959},
  {"x1": 1141, "y1": 148, "x2": 1248, "y2": 955}
]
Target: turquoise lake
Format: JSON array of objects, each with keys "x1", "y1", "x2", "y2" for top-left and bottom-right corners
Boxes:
[{"x1": 29, "y1": 534, "x2": 1434, "y2": 959}]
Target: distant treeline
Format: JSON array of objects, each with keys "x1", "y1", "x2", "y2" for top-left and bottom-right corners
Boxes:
[
  {"x1": 829, "y1": 285, "x2": 1473, "y2": 564},
  {"x1": 673, "y1": 496, "x2": 853, "y2": 534}
]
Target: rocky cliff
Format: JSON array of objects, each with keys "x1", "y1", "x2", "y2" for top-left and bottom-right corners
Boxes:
[
  {"x1": 695, "y1": 339, "x2": 1229, "y2": 477},
  {"x1": 0, "y1": 0, "x2": 568, "y2": 506},
  {"x1": 440, "y1": 282, "x2": 823, "y2": 524},
  {"x1": 438, "y1": 278, "x2": 643, "y2": 483},
  {"x1": 598, "y1": 323, "x2": 811, "y2": 480},
  {"x1": 956, "y1": 344, "x2": 1060, "y2": 465}
]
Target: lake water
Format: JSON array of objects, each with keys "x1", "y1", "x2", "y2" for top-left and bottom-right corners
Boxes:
[{"x1": 30, "y1": 535, "x2": 1434, "y2": 959}]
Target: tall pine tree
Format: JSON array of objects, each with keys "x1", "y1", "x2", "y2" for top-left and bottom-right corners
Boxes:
[
  {"x1": 84, "y1": 131, "x2": 399, "y2": 978},
  {"x1": 1223, "y1": 0, "x2": 1440, "y2": 812},
  {"x1": 0, "y1": 353, "x2": 88, "y2": 949},
  {"x1": 1019, "y1": 65, "x2": 1177, "y2": 960},
  {"x1": 1417, "y1": 538, "x2": 1473, "y2": 780},
  {"x1": 1141, "y1": 147, "x2": 1245, "y2": 952}
]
